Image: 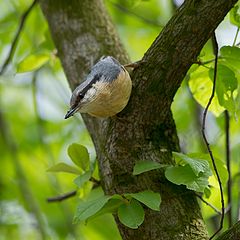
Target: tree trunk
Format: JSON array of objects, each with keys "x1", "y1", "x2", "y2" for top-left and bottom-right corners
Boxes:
[{"x1": 40, "y1": 0, "x2": 237, "y2": 239}]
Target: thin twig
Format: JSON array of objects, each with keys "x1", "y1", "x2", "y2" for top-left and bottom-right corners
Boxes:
[
  {"x1": 225, "y1": 110, "x2": 232, "y2": 227},
  {"x1": 47, "y1": 177, "x2": 100, "y2": 203},
  {"x1": 47, "y1": 190, "x2": 77, "y2": 203},
  {"x1": 110, "y1": 1, "x2": 162, "y2": 27},
  {"x1": 233, "y1": 27, "x2": 239, "y2": 46},
  {"x1": 124, "y1": 60, "x2": 145, "y2": 69},
  {"x1": 195, "y1": 193, "x2": 221, "y2": 215},
  {"x1": 201, "y1": 32, "x2": 224, "y2": 240},
  {"x1": 0, "y1": 0, "x2": 38, "y2": 75},
  {"x1": 193, "y1": 57, "x2": 224, "y2": 66}
]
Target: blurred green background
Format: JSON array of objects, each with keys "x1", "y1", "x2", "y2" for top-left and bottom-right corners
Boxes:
[{"x1": 1, "y1": 0, "x2": 240, "y2": 239}]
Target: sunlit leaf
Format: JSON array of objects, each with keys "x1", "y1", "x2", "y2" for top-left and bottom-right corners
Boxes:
[
  {"x1": 88, "y1": 198, "x2": 124, "y2": 222},
  {"x1": 74, "y1": 171, "x2": 91, "y2": 188},
  {"x1": 68, "y1": 143, "x2": 90, "y2": 171},
  {"x1": 133, "y1": 160, "x2": 168, "y2": 175},
  {"x1": 17, "y1": 53, "x2": 50, "y2": 73},
  {"x1": 118, "y1": 199, "x2": 145, "y2": 229},
  {"x1": 188, "y1": 66, "x2": 225, "y2": 117},
  {"x1": 230, "y1": 3, "x2": 240, "y2": 27},
  {"x1": 204, "y1": 186, "x2": 211, "y2": 199},
  {"x1": 73, "y1": 195, "x2": 110, "y2": 223},
  {"x1": 47, "y1": 162, "x2": 80, "y2": 175},
  {"x1": 126, "y1": 190, "x2": 161, "y2": 211},
  {"x1": 220, "y1": 46, "x2": 240, "y2": 79},
  {"x1": 188, "y1": 153, "x2": 228, "y2": 187},
  {"x1": 209, "y1": 64, "x2": 238, "y2": 114},
  {"x1": 173, "y1": 152, "x2": 211, "y2": 176},
  {"x1": 165, "y1": 165, "x2": 210, "y2": 192}
]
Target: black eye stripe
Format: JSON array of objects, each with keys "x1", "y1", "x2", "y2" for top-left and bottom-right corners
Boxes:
[{"x1": 78, "y1": 73, "x2": 102, "y2": 98}]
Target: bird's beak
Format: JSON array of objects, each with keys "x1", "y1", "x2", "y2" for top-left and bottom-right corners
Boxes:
[{"x1": 64, "y1": 107, "x2": 77, "y2": 119}]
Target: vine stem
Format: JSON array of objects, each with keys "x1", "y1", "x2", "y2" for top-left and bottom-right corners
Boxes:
[
  {"x1": 195, "y1": 193, "x2": 221, "y2": 215},
  {"x1": 225, "y1": 110, "x2": 232, "y2": 227},
  {"x1": 0, "y1": 0, "x2": 38, "y2": 75},
  {"x1": 201, "y1": 32, "x2": 225, "y2": 240}
]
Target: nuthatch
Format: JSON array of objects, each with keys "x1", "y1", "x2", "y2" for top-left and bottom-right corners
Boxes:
[{"x1": 65, "y1": 56, "x2": 132, "y2": 119}]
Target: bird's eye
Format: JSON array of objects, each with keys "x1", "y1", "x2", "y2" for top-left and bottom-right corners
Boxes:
[{"x1": 77, "y1": 94, "x2": 84, "y2": 100}]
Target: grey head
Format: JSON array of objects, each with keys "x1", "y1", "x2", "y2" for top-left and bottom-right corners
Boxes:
[{"x1": 64, "y1": 56, "x2": 123, "y2": 119}]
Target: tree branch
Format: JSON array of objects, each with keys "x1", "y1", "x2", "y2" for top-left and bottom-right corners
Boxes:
[
  {"x1": 47, "y1": 190, "x2": 77, "y2": 202},
  {"x1": 216, "y1": 220, "x2": 240, "y2": 240},
  {"x1": 40, "y1": 0, "x2": 237, "y2": 239},
  {"x1": 0, "y1": 0, "x2": 38, "y2": 75},
  {"x1": 195, "y1": 193, "x2": 221, "y2": 215}
]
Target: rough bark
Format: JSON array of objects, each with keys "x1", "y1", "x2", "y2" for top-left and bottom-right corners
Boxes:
[
  {"x1": 40, "y1": 0, "x2": 237, "y2": 239},
  {"x1": 217, "y1": 220, "x2": 240, "y2": 240}
]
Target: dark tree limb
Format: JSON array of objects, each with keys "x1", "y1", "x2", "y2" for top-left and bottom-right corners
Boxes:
[
  {"x1": 40, "y1": 0, "x2": 237, "y2": 239},
  {"x1": 216, "y1": 220, "x2": 240, "y2": 240}
]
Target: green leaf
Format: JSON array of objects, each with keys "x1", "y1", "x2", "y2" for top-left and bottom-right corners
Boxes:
[
  {"x1": 209, "y1": 64, "x2": 238, "y2": 113},
  {"x1": 73, "y1": 195, "x2": 110, "y2": 223},
  {"x1": 204, "y1": 187, "x2": 211, "y2": 199},
  {"x1": 17, "y1": 53, "x2": 50, "y2": 73},
  {"x1": 126, "y1": 190, "x2": 161, "y2": 211},
  {"x1": 230, "y1": 3, "x2": 240, "y2": 27},
  {"x1": 47, "y1": 162, "x2": 80, "y2": 175},
  {"x1": 133, "y1": 160, "x2": 168, "y2": 175},
  {"x1": 165, "y1": 165, "x2": 210, "y2": 192},
  {"x1": 189, "y1": 66, "x2": 225, "y2": 117},
  {"x1": 188, "y1": 153, "x2": 228, "y2": 187},
  {"x1": 74, "y1": 171, "x2": 91, "y2": 188},
  {"x1": 172, "y1": 152, "x2": 210, "y2": 176},
  {"x1": 68, "y1": 143, "x2": 89, "y2": 171},
  {"x1": 118, "y1": 199, "x2": 145, "y2": 229},
  {"x1": 88, "y1": 198, "x2": 124, "y2": 222},
  {"x1": 220, "y1": 46, "x2": 240, "y2": 72}
]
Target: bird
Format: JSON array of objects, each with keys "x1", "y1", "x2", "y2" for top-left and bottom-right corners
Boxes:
[{"x1": 64, "y1": 56, "x2": 132, "y2": 119}]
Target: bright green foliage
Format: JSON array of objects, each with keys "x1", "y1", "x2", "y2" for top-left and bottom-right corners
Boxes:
[
  {"x1": 189, "y1": 66, "x2": 225, "y2": 116},
  {"x1": 189, "y1": 46, "x2": 240, "y2": 117},
  {"x1": 72, "y1": 189, "x2": 161, "y2": 228},
  {"x1": 88, "y1": 198, "x2": 124, "y2": 221},
  {"x1": 47, "y1": 162, "x2": 80, "y2": 175},
  {"x1": 74, "y1": 171, "x2": 92, "y2": 188},
  {"x1": 17, "y1": 53, "x2": 50, "y2": 73},
  {"x1": 165, "y1": 152, "x2": 212, "y2": 192},
  {"x1": 209, "y1": 64, "x2": 238, "y2": 113},
  {"x1": 165, "y1": 165, "x2": 210, "y2": 192},
  {"x1": 230, "y1": 2, "x2": 240, "y2": 27},
  {"x1": 220, "y1": 46, "x2": 240, "y2": 73},
  {"x1": 133, "y1": 160, "x2": 168, "y2": 175},
  {"x1": 126, "y1": 190, "x2": 161, "y2": 211},
  {"x1": 68, "y1": 143, "x2": 90, "y2": 171},
  {"x1": 1, "y1": 0, "x2": 240, "y2": 239},
  {"x1": 173, "y1": 152, "x2": 210, "y2": 176},
  {"x1": 188, "y1": 153, "x2": 228, "y2": 187},
  {"x1": 73, "y1": 195, "x2": 111, "y2": 223},
  {"x1": 117, "y1": 199, "x2": 145, "y2": 229}
]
